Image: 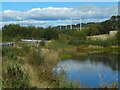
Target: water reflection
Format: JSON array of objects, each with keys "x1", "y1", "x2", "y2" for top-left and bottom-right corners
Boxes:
[{"x1": 53, "y1": 54, "x2": 118, "y2": 88}]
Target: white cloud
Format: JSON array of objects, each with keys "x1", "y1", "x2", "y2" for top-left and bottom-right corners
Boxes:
[
  {"x1": 0, "y1": 18, "x2": 109, "y2": 29},
  {"x1": 2, "y1": 10, "x2": 23, "y2": 21},
  {"x1": 0, "y1": 4, "x2": 118, "y2": 27},
  {"x1": 74, "y1": 4, "x2": 118, "y2": 19}
]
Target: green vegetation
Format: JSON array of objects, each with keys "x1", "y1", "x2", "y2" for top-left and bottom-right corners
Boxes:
[
  {"x1": 2, "y1": 25, "x2": 58, "y2": 41},
  {"x1": 2, "y1": 16, "x2": 120, "y2": 49},
  {"x1": 49, "y1": 69, "x2": 81, "y2": 88},
  {"x1": 102, "y1": 82, "x2": 118, "y2": 89},
  {"x1": 116, "y1": 30, "x2": 120, "y2": 45},
  {"x1": 2, "y1": 47, "x2": 30, "y2": 88},
  {"x1": 2, "y1": 16, "x2": 120, "y2": 89},
  {"x1": 2, "y1": 16, "x2": 120, "y2": 42},
  {"x1": 60, "y1": 54, "x2": 73, "y2": 60},
  {"x1": 2, "y1": 44, "x2": 81, "y2": 88},
  {"x1": 46, "y1": 40, "x2": 70, "y2": 50}
]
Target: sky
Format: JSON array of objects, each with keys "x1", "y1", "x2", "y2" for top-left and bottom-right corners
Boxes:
[{"x1": 0, "y1": 2, "x2": 119, "y2": 28}]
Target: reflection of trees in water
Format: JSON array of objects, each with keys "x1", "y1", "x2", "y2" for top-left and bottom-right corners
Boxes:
[{"x1": 75, "y1": 54, "x2": 119, "y2": 70}]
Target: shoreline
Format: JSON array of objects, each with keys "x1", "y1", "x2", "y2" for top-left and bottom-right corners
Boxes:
[{"x1": 57, "y1": 45, "x2": 120, "y2": 60}]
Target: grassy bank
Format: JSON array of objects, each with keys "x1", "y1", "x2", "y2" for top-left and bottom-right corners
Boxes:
[
  {"x1": 45, "y1": 40, "x2": 120, "y2": 60},
  {"x1": 2, "y1": 41, "x2": 119, "y2": 88},
  {"x1": 2, "y1": 42, "x2": 82, "y2": 88}
]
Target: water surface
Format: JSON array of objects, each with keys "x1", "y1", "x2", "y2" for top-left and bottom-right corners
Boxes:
[{"x1": 53, "y1": 54, "x2": 118, "y2": 88}]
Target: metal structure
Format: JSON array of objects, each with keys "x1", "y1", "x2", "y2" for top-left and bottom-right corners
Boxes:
[
  {"x1": 58, "y1": 17, "x2": 82, "y2": 30},
  {"x1": 70, "y1": 17, "x2": 73, "y2": 29},
  {"x1": 70, "y1": 16, "x2": 82, "y2": 30},
  {"x1": 0, "y1": 42, "x2": 15, "y2": 47}
]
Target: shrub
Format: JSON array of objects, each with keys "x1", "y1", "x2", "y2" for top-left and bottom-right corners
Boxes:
[
  {"x1": 21, "y1": 44, "x2": 31, "y2": 53},
  {"x1": 2, "y1": 47, "x2": 18, "y2": 61},
  {"x1": 116, "y1": 30, "x2": 120, "y2": 45},
  {"x1": 68, "y1": 40, "x2": 86, "y2": 46},
  {"x1": 2, "y1": 64, "x2": 30, "y2": 88},
  {"x1": 40, "y1": 40, "x2": 45, "y2": 46},
  {"x1": 27, "y1": 49, "x2": 44, "y2": 65},
  {"x1": 60, "y1": 54, "x2": 72, "y2": 60}
]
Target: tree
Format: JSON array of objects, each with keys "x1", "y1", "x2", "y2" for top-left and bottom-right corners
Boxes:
[
  {"x1": 41, "y1": 28, "x2": 59, "y2": 40},
  {"x1": 83, "y1": 24, "x2": 100, "y2": 36}
]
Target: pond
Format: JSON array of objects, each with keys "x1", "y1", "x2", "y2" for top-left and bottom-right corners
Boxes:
[{"x1": 53, "y1": 54, "x2": 119, "y2": 88}]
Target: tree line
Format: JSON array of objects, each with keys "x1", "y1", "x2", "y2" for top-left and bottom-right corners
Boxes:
[{"x1": 2, "y1": 25, "x2": 59, "y2": 41}]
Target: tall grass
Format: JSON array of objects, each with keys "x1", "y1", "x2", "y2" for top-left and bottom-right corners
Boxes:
[{"x1": 2, "y1": 47, "x2": 30, "y2": 88}]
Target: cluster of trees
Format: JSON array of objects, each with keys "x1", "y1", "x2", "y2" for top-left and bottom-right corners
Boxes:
[
  {"x1": 77, "y1": 16, "x2": 120, "y2": 36},
  {"x1": 2, "y1": 24, "x2": 59, "y2": 41},
  {"x1": 55, "y1": 16, "x2": 120, "y2": 35},
  {"x1": 100, "y1": 16, "x2": 120, "y2": 34}
]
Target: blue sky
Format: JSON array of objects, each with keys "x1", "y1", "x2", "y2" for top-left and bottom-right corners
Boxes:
[
  {"x1": 1, "y1": 2, "x2": 118, "y2": 28},
  {"x1": 2, "y1": 2, "x2": 117, "y2": 11}
]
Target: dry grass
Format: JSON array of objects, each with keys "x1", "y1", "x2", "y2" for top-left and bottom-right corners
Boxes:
[{"x1": 21, "y1": 47, "x2": 60, "y2": 88}]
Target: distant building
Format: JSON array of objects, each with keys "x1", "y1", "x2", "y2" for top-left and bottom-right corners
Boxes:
[
  {"x1": 109, "y1": 31, "x2": 118, "y2": 37},
  {"x1": 21, "y1": 39, "x2": 41, "y2": 43}
]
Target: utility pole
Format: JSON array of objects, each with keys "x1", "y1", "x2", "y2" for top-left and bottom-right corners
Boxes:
[
  {"x1": 65, "y1": 19, "x2": 68, "y2": 30},
  {"x1": 60, "y1": 25, "x2": 61, "y2": 30},
  {"x1": 66, "y1": 25, "x2": 67, "y2": 29},
  {"x1": 70, "y1": 17, "x2": 72, "y2": 29},
  {"x1": 80, "y1": 17, "x2": 82, "y2": 31}
]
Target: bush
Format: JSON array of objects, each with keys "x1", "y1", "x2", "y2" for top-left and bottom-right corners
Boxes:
[
  {"x1": 2, "y1": 47, "x2": 30, "y2": 88},
  {"x1": 21, "y1": 44, "x2": 31, "y2": 53},
  {"x1": 116, "y1": 30, "x2": 120, "y2": 45},
  {"x1": 60, "y1": 54, "x2": 72, "y2": 60},
  {"x1": 40, "y1": 40, "x2": 45, "y2": 46},
  {"x1": 41, "y1": 28, "x2": 59, "y2": 40},
  {"x1": 86, "y1": 38, "x2": 118, "y2": 47},
  {"x1": 27, "y1": 49, "x2": 44, "y2": 65},
  {"x1": 2, "y1": 64, "x2": 30, "y2": 88},
  {"x1": 68, "y1": 40, "x2": 86, "y2": 46},
  {"x1": 2, "y1": 47, "x2": 19, "y2": 61}
]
